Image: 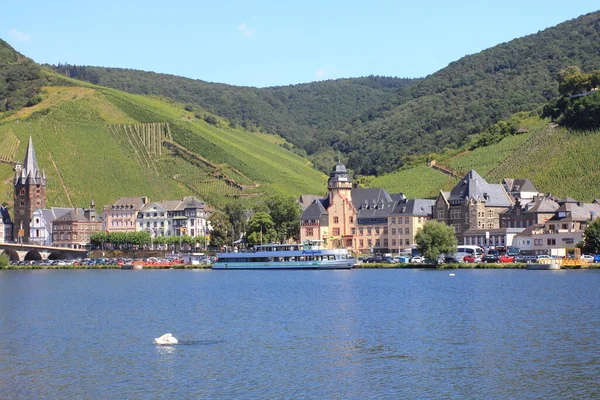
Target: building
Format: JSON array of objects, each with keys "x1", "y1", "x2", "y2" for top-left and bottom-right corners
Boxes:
[
  {"x1": 52, "y1": 202, "x2": 102, "y2": 249},
  {"x1": 103, "y1": 197, "x2": 148, "y2": 233},
  {"x1": 512, "y1": 200, "x2": 600, "y2": 256},
  {"x1": 462, "y1": 227, "x2": 524, "y2": 248},
  {"x1": 0, "y1": 205, "x2": 13, "y2": 243},
  {"x1": 299, "y1": 162, "x2": 434, "y2": 254},
  {"x1": 29, "y1": 207, "x2": 78, "y2": 246},
  {"x1": 502, "y1": 178, "x2": 539, "y2": 205},
  {"x1": 13, "y1": 136, "x2": 46, "y2": 242},
  {"x1": 500, "y1": 194, "x2": 560, "y2": 229},
  {"x1": 136, "y1": 197, "x2": 211, "y2": 238},
  {"x1": 434, "y1": 170, "x2": 513, "y2": 240}
]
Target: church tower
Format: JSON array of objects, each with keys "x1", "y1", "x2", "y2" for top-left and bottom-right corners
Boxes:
[{"x1": 13, "y1": 136, "x2": 46, "y2": 242}]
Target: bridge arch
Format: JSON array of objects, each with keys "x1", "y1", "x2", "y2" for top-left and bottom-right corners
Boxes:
[
  {"x1": 24, "y1": 250, "x2": 43, "y2": 261},
  {"x1": 2, "y1": 249, "x2": 19, "y2": 262},
  {"x1": 48, "y1": 251, "x2": 66, "y2": 260}
]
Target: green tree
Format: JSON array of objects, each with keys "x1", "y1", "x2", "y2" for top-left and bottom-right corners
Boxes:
[
  {"x1": 209, "y1": 211, "x2": 232, "y2": 248},
  {"x1": 583, "y1": 218, "x2": 600, "y2": 254},
  {"x1": 261, "y1": 195, "x2": 301, "y2": 243},
  {"x1": 0, "y1": 253, "x2": 9, "y2": 268},
  {"x1": 224, "y1": 201, "x2": 247, "y2": 242},
  {"x1": 246, "y1": 211, "x2": 277, "y2": 245},
  {"x1": 415, "y1": 220, "x2": 457, "y2": 264},
  {"x1": 90, "y1": 232, "x2": 109, "y2": 247}
]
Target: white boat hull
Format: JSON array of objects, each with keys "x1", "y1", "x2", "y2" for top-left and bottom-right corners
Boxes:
[{"x1": 212, "y1": 260, "x2": 354, "y2": 270}]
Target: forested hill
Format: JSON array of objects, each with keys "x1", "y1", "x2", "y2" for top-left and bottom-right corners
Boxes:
[
  {"x1": 48, "y1": 11, "x2": 600, "y2": 176},
  {"x1": 48, "y1": 64, "x2": 415, "y2": 155},
  {"x1": 0, "y1": 39, "x2": 46, "y2": 115},
  {"x1": 336, "y1": 11, "x2": 600, "y2": 174}
]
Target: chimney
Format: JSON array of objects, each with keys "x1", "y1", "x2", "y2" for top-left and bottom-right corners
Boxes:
[{"x1": 142, "y1": 196, "x2": 148, "y2": 205}]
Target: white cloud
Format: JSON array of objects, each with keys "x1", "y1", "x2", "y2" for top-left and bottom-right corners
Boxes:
[
  {"x1": 316, "y1": 68, "x2": 328, "y2": 78},
  {"x1": 237, "y1": 22, "x2": 254, "y2": 37},
  {"x1": 9, "y1": 28, "x2": 32, "y2": 43}
]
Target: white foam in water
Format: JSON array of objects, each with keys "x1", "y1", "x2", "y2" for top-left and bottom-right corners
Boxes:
[{"x1": 154, "y1": 333, "x2": 178, "y2": 345}]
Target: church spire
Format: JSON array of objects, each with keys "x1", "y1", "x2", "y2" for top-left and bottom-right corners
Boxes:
[{"x1": 23, "y1": 136, "x2": 40, "y2": 177}]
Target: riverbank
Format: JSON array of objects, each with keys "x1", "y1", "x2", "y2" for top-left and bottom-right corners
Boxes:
[{"x1": 0, "y1": 264, "x2": 211, "y2": 270}]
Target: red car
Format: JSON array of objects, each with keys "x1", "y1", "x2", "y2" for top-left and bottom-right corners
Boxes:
[
  {"x1": 463, "y1": 254, "x2": 479, "y2": 263},
  {"x1": 499, "y1": 255, "x2": 515, "y2": 263}
]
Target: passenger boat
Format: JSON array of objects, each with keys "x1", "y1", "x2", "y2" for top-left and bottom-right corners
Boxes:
[{"x1": 212, "y1": 241, "x2": 355, "y2": 270}]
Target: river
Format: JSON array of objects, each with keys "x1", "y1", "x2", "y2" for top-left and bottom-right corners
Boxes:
[{"x1": 1, "y1": 269, "x2": 599, "y2": 398}]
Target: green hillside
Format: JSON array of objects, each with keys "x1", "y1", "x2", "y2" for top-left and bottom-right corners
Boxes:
[
  {"x1": 0, "y1": 79, "x2": 327, "y2": 211},
  {"x1": 370, "y1": 118, "x2": 600, "y2": 202},
  {"x1": 47, "y1": 12, "x2": 600, "y2": 175}
]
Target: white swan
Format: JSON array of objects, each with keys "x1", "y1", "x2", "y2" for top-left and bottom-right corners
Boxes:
[
  {"x1": 154, "y1": 333, "x2": 178, "y2": 345},
  {"x1": 449, "y1": 273, "x2": 456, "y2": 277}
]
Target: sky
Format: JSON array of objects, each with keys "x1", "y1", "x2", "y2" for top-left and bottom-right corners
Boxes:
[{"x1": 2, "y1": 1, "x2": 599, "y2": 87}]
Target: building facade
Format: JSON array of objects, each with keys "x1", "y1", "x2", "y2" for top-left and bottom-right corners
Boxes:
[
  {"x1": 136, "y1": 197, "x2": 211, "y2": 238},
  {"x1": 434, "y1": 170, "x2": 513, "y2": 241},
  {"x1": 299, "y1": 163, "x2": 434, "y2": 254},
  {"x1": 13, "y1": 136, "x2": 46, "y2": 242},
  {"x1": 52, "y1": 203, "x2": 102, "y2": 248},
  {"x1": 29, "y1": 207, "x2": 77, "y2": 246},
  {"x1": 103, "y1": 197, "x2": 148, "y2": 233},
  {"x1": 0, "y1": 205, "x2": 13, "y2": 243}
]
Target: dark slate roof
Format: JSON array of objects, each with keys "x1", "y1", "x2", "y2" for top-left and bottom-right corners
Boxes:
[
  {"x1": 328, "y1": 162, "x2": 351, "y2": 184},
  {"x1": 179, "y1": 196, "x2": 209, "y2": 210},
  {"x1": 109, "y1": 197, "x2": 147, "y2": 210},
  {"x1": 449, "y1": 170, "x2": 512, "y2": 207},
  {"x1": 392, "y1": 199, "x2": 435, "y2": 216},
  {"x1": 514, "y1": 223, "x2": 545, "y2": 236},
  {"x1": 352, "y1": 188, "x2": 395, "y2": 219},
  {"x1": 54, "y1": 209, "x2": 92, "y2": 223},
  {"x1": 512, "y1": 178, "x2": 538, "y2": 193},
  {"x1": 390, "y1": 193, "x2": 407, "y2": 202},
  {"x1": 0, "y1": 206, "x2": 11, "y2": 224},
  {"x1": 463, "y1": 227, "x2": 525, "y2": 235},
  {"x1": 549, "y1": 202, "x2": 600, "y2": 222},
  {"x1": 298, "y1": 194, "x2": 324, "y2": 210},
  {"x1": 524, "y1": 196, "x2": 560, "y2": 214},
  {"x1": 301, "y1": 199, "x2": 329, "y2": 219}
]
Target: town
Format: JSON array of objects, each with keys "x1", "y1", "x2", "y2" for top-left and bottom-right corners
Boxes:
[{"x1": 1, "y1": 137, "x2": 599, "y2": 265}]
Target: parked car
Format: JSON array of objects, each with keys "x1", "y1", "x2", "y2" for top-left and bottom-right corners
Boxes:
[
  {"x1": 499, "y1": 255, "x2": 515, "y2": 263},
  {"x1": 594, "y1": 254, "x2": 600, "y2": 263},
  {"x1": 580, "y1": 254, "x2": 594, "y2": 263},
  {"x1": 410, "y1": 256, "x2": 424, "y2": 263},
  {"x1": 536, "y1": 255, "x2": 552, "y2": 262},
  {"x1": 523, "y1": 255, "x2": 538, "y2": 263},
  {"x1": 483, "y1": 249, "x2": 500, "y2": 263},
  {"x1": 383, "y1": 257, "x2": 395, "y2": 264},
  {"x1": 444, "y1": 252, "x2": 467, "y2": 263},
  {"x1": 463, "y1": 254, "x2": 481, "y2": 263}
]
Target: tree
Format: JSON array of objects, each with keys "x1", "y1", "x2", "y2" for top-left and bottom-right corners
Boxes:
[
  {"x1": 414, "y1": 220, "x2": 457, "y2": 264},
  {"x1": 583, "y1": 218, "x2": 600, "y2": 254},
  {"x1": 261, "y1": 195, "x2": 301, "y2": 243},
  {"x1": 246, "y1": 211, "x2": 277, "y2": 245},
  {"x1": 209, "y1": 211, "x2": 232, "y2": 249},
  {"x1": 224, "y1": 201, "x2": 247, "y2": 242},
  {"x1": 90, "y1": 232, "x2": 109, "y2": 247}
]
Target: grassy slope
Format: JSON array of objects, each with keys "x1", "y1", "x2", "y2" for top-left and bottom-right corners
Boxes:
[
  {"x1": 0, "y1": 81, "x2": 327, "y2": 211},
  {"x1": 370, "y1": 118, "x2": 600, "y2": 202}
]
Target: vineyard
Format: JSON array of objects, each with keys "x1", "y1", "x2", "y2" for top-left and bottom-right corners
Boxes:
[
  {"x1": 369, "y1": 164, "x2": 457, "y2": 199},
  {"x1": 0, "y1": 131, "x2": 19, "y2": 163},
  {"x1": 0, "y1": 84, "x2": 326, "y2": 210}
]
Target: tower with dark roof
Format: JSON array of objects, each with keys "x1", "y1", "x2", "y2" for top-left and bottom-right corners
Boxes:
[
  {"x1": 13, "y1": 136, "x2": 46, "y2": 242},
  {"x1": 327, "y1": 162, "x2": 352, "y2": 204}
]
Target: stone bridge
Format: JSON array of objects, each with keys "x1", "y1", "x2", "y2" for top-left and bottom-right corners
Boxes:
[{"x1": 0, "y1": 243, "x2": 88, "y2": 262}]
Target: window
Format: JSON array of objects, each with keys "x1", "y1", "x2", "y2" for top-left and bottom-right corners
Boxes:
[
  {"x1": 405, "y1": 228, "x2": 409, "y2": 235},
  {"x1": 349, "y1": 217, "x2": 354, "y2": 223},
  {"x1": 351, "y1": 228, "x2": 356, "y2": 235},
  {"x1": 391, "y1": 217, "x2": 396, "y2": 224},
  {"x1": 399, "y1": 218, "x2": 403, "y2": 224},
  {"x1": 375, "y1": 240, "x2": 380, "y2": 247},
  {"x1": 383, "y1": 228, "x2": 388, "y2": 235},
  {"x1": 405, "y1": 217, "x2": 409, "y2": 224},
  {"x1": 547, "y1": 238, "x2": 556, "y2": 246},
  {"x1": 359, "y1": 228, "x2": 364, "y2": 235},
  {"x1": 333, "y1": 228, "x2": 340, "y2": 235},
  {"x1": 392, "y1": 239, "x2": 397, "y2": 246},
  {"x1": 375, "y1": 228, "x2": 380, "y2": 235},
  {"x1": 333, "y1": 216, "x2": 339, "y2": 224},
  {"x1": 367, "y1": 239, "x2": 372, "y2": 247},
  {"x1": 367, "y1": 229, "x2": 372, "y2": 235},
  {"x1": 359, "y1": 240, "x2": 364, "y2": 248},
  {"x1": 392, "y1": 228, "x2": 396, "y2": 235},
  {"x1": 405, "y1": 239, "x2": 410, "y2": 245},
  {"x1": 383, "y1": 239, "x2": 388, "y2": 247},
  {"x1": 305, "y1": 228, "x2": 314, "y2": 236}
]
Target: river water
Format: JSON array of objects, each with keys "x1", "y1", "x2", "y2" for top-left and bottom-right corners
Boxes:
[{"x1": 1, "y1": 269, "x2": 599, "y2": 399}]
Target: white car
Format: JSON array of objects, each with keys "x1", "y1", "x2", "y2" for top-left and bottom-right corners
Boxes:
[
  {"x1": 410, "y1": 256, "x2": 424, "y2": 263},
  {"x1": 580, "y1": 254, "x2": 594, "y2": 263}
]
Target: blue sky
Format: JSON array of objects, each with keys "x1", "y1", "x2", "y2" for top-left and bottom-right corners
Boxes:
[{"x1": 2, "y1": 1, "x2": 599, "y2": 87}]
